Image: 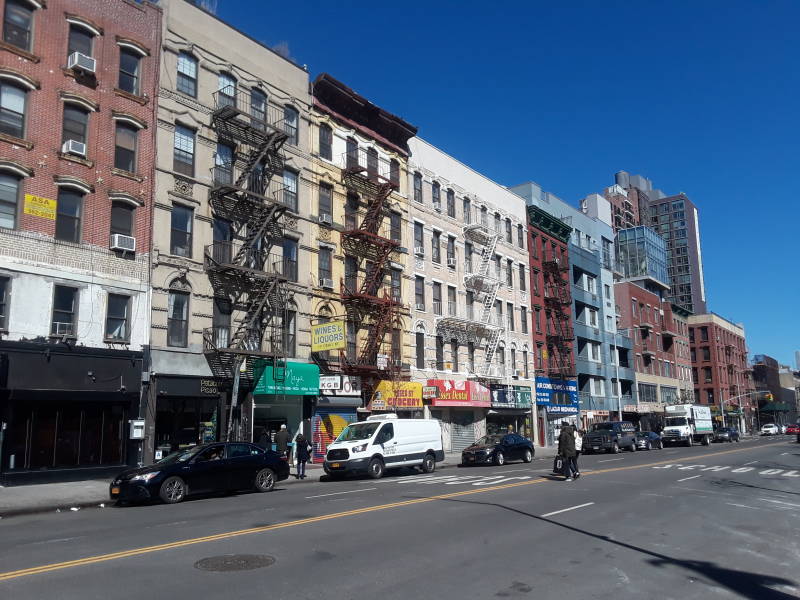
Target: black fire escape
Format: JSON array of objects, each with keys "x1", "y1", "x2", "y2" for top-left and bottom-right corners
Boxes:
[{"x1": 543, "y1": 257, "x2": 575, "y2": 380}]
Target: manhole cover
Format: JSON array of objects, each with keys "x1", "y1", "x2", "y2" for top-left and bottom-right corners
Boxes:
[{"x1": 194, "y1": 554, "x2": 275, "y2": 572}]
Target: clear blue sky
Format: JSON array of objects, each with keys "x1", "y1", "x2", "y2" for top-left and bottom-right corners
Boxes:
[{"x1": 215, "y1": 0, "x2": 799, "y2": 367}]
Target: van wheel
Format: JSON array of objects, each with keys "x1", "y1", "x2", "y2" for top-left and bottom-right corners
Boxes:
[
  {"x1": 629, "y1": 441, "x2": 636, "y2": 452},
  {"x1": 494, "y1": 451, "x2": 505, "y2": 466},
  {"x1": 421, "y1": 453, "x2": 436, "y2": 474},
  {"x1": 367, "y1": 458, "x2": 384, "y2": 479},
  {"x1": 523, "y1": 449, "x2": 533, "y2": 463},
  {"x1": 610, "y1": 442, "x2": 620, "y2": 454}
]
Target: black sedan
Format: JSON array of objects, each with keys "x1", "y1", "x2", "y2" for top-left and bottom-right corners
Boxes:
[
  {"x1": 713, "y1": 427, "x2": 741, "y2": 443},
  {"x1": 110, "y1": 442, "x2": 290, "y2": 504},
  {"x1": 634, "y1": 431, "x2": 663, "y2": 450},
  {"x1": 461, "y1": 433, "x2": 534, "y2": 466}
]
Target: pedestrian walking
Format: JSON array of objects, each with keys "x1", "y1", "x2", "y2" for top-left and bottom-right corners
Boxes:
[
  {"x1": 571, "y1": 426, "x2": 583, "y2": 479},
  {"x1": 557, "y1": 422, "x2": 576, "y2": 481},
  {"x1": 294, "y1": 433, "x2": 312, "y2": 479},
  {"x1": 275, "y1": 424, "x2": 289, "y2": 457}
]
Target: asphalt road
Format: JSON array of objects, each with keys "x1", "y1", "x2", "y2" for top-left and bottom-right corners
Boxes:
[{"x1": 1, "y1": 436, "x2": 798, "y2": 600}]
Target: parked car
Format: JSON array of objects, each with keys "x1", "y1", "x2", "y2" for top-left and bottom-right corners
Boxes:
[
  {"x1": 760, "y1": 424, "x2": 780, "y2": 436},
  {"x1": 110, "y1": 442, "x2": 290, "y2": 504},
  {"x1": 786, "y1": 424, "x2": 800, "y2": 435},
  {"x1": 634, "y1": 431, "x2": 663, "y2": 450},
  {"x1": 583, "y1": 421, "x2": 637, "y2": 454},
  {"x1": 713, "y1": 427, "x2": 741, "y2": 443},
  {"x1": 461, "y1": 433, "x2": 534, "y2": 466}
]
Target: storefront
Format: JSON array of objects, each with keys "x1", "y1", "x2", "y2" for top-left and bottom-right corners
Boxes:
[
  {"x1": 368, "y1": 380, "x2": 424, "y2": 418},
  {"x1": 488, "y1": 385, "x2": 534, "y2": 440},
  {"x1": 312, "y1": 375, "x2": 362, "y2": 464},
  {"x1": 253, "y1": 361, "x2": 320, "y2": 447},
  {"x1": 0, "y1": 341, "x2": 142, "y2": 484},
  {"x1": 535, "y1": 377, "x2": 578, "y2": 447},
  {"x1": 427, "y1": 380, "x2": 491, "y2": 452}
]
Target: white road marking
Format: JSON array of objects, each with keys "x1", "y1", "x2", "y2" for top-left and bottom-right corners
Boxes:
[
  {"x1": 541, "y1": 502, "x2": 595, "y2": 518},
  {"x1": 726, "y1": 503, "x2": 760, "y2": 510},
  {"x1": 677, "y1": 475, "x2": 702, "y2": 482},
  {"x1": 598, "y1": 458, "x2": 624, "y2": 463},
  {"x1": 781, "y1": 452, "x2": 789, "y2": 456},
  {"x1": 305, "y1": 488, "x2": 376, "y2": 499},
  {"x1": 760, "y1": 498, "x2": 800, "y2": 508},
  {"x1": 491, "y1": 469, "x2": 531, "y2": 474},
  {"x1": 744, "y1": 461, "x2": 758, "y2": 465}
]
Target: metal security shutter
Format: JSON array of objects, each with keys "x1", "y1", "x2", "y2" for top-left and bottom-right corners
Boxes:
[{"x1": 450, "y1": 411, "x2": 476, "y2": 452}]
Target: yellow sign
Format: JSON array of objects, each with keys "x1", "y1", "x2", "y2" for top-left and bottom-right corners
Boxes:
[
  {"x1": 311, "y1": 320, "x2": 346, "y2": 352},
  {"x1": 24, "y1": 194, "x2": 56, "y2": 220},
  {"x1": 371, "y1": 381, "x2": 423, "y2": 410},
  {"x1": 542, "y1": 348, "x2": 549, "y2": 360}
]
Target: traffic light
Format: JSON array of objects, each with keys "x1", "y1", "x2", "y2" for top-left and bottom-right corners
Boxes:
[{"x1": 764, "y1": 392, "x2": 773, "y2": 401}]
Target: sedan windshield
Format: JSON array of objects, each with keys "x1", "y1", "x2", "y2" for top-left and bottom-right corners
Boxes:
[
  {"x1": 336, "y1": 422, "x2": 380, "y2": 442},
  {"x1": 156, "y1": 446, "x2": 203, "y2": 465},
  {"x1": 590, "y1": 423, "x2": 614, "y2": 432},
  {"x1": 475, "y1": 435, "x2": 504, "y2": 446}
]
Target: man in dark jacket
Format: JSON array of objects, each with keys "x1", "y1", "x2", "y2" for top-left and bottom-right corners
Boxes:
[
  {"x1": 557, "y1": 423, "x2": 576, "y2": 481},
  {"x1": 275, "y1": 424, "x2": 289, "y2": 457}
]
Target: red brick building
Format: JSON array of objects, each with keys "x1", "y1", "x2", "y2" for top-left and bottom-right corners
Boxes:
[
  {"x1": 688, "y1": 313, "x2": 754, "y2": 433},
  {"x1": 0, "y1": 0, "x2": 161, "y2": 483}
]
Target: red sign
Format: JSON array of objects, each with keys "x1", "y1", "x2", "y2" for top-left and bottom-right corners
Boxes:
[{"x1": 427, "y1": 380, "x2": 491, "y2": 407}]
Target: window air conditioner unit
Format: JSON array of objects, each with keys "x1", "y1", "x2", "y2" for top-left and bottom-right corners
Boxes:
[
  {"x1": 514, "y1": 370, "x2": 522, "y2": 378},
  {"x1": 321, "y1": 278, "x2": 334, "y2": 290},
  {"x1": 68, "y1": 52, "x2": 96, "y2": 74},
  {"x1": 415, "y1": 303, "x2": 425, "y2": 311},
  {"x1": 414, "y1": 246, "x2": 425, "y2": 257},
  {"x1": 318, "y1": 213, "x2": 333, "y2": 225},
  {"x1": 110, "y1": 234, "x2": 136, "y2": 252},
  {"x1": 447, "y1": 257, "x2": 457, "y2": 267},
  {"x1": 62, "y1": 139, "x2": 86, "y2": 157}
]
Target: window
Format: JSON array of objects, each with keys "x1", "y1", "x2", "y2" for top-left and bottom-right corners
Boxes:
[
  {"x1": 463, "y1": 197, "x2": 471, "y2": 224},
  {"x1": 431, "y1": 230, "x2": 441, "y2": 263},
  {"x1": 415, "y1": 276, "x2": 425, "y2": 310},
  {"x1": 167, "y1": 290, "x2": 189, "y2": 347},
  {"x1": 413, "y1": 172, "x2": 422, "y2": 203},
  {"x1": 170, "y1": 204, "x2": 193, "y2": 257},
  {"x1": 532, "y1": 270, "x2": 539, "y2": 295},
  {"x1": 585, "y1": 275, "x2": 596, "y2": 294},
  {"x1": 283, "y1": 310, "x2": 296, "y2": 357},
  {"x1": 506, "y1": 259, "x2": 513, "y2": 287},
  {"x1": 700, "y1": 326, "x2": 709, "y2": 342},
  {"x1": 494, "y1": 212, "x2": 501, "y2": 233},
  {"x1": 55, "y1": 188, "x2": 82, "y2": 243},
  {"x1": 110, "y1": 201, "x2": 134, "y2": 238},
  {"x1": 3, "y1": 0, "x2": 33, "y2": 51},
  {"x1": 507, "y1": 302, "x2": 514, "y2": 331},
  {"x1": 448, "y1": 286, "x2": 456, "y2": 316},
  {"x1": 534, "y1": 308, "x2": 541, "y2": 333},
  {"x1": 390, "y1": 268, "x2": 401, "y2": 302},
  {"x1": 523, "y1": 350, "x2": 529, "y2": 379},
  {"x1": 589, "y1": 342, "x2": 600, "y2": 362},
  {"x1": 173, "y1": 125, "x2": 195, "y2": 176},
  {"x1": 468, "y1": 342, "x2": 475, "y2": 373},
  {"x1": 344, "y1": 255, "x2": 357, "y2": 292},
  {"x1": 114, "y1": 123, "x2": 137, "y2": 172},
  {"x1": 319, "y1": 124, "x2": 332, "y2": 160},
  {"x1": 250, "y1": 89, "x2": 267, "y2": 129},
  {"x1": 414, "y1": 221, "x2": 424, "y2": 251},
  {"x1": 283, "y1": 169, "x2": 298, "y2": 211},
  {"x1": 432, "y1": 282, "x2": 442, "y2": 315},
  {"x1": 51, "y1": 285, "x2": 78, "y2": 336},
  {"x1": 416, "y1": 331, "x2": 425, "y2": 368},
  {"x1": 520, "y1": 306, "x2": 528, "y2": 334},
  {"x1": 390, "y1": 212, "x2": 401, "y2": 243},
  {"x1": 118, "y1": 49, "x2": 140, "y2": 95},
  {"x1": 517, "y1": 224, "x2": 524, "y2": 248},
  {"x1": 703, "y1": 367, "x2": 712, "y2": 383},
  {"x1": 519, "y1": 264, "x2": 526, "y2": 291},
  {"x1": 284, "y1": 105, "x2": 298, "y2": 145},
  {"x1": 0, "y1": 173, "x2": 20, "y2": 229},
  {"x1": 702, "y1": 347, "x2": 710, "y2": 361},
  {"x1": 318, "y1": 183, "x2": 332, "y2": 219},
  {"x1": 505, "y1": 218, "x2": 512, "y2": 243},
  {"x1": 62, "y1": 105, "x2": 88, "y2": 146},
  {"x1": 465, "y1": 242, "x2": 473, "y2": 273},
  {"x1": 367, "y1": 148, "x2": 378, "y2": 179},
  {"x1": 176, "y1": 52, "x2": 198, "y2": 97},
  {"x1": 346, "y1": 137, "x2": 358, "y2": 169},
  {"x1": 214, "y1": 143, "x2": 233, "y2": 184},
  {"x1": 282, "y1": 238, "x2": 298, "y2": 282},
  {"x1": 432, "y1": 181, "x2": 441, "y2": 210},
  {"x1": 480, "y1": 206, "x2": 487, "y2": 226},
  {"x1": 466, "y1": 291, "x2": 474, "y2": 319},
  {"x1": 493, "y1": 254, "x2": 501, "y2": 278},
  {"x1": 105, "y1": 294, "x2": 130, "y2": 341},
  {"x1": 450, "y1": 340, "x2": 459, "y2": 372},
  {"x1": 0, "y1": 81, "x2": 25, "y2": 138},
  {"x1": 318, "y1": 246, "x2": 332, "y2": 282},
  {"x1": 510, "y1": 348, "x2": 516, "y2": 373},
  {"x1": 67, "y1": 24, "x2": 93, "y2": 57},
  {"x1": 218, "y1": 72, "x2": 236, "y2": 108},
  {"x1": 446, "y1": 189, "x2": 455, "y2": 217},
  {"x1": 345, "y1": 193, "x2": 358, "y2": 230},
  {"x1": 389, "y1": 159, "x2": 399, "y2": 187},
  {"x1": 435, "y1": 336, "x2": 444, "y2": 370},
  {"x1": 446, "y1": 236, "x2": 455, "y2": 266},
  {"x1": 0, "y1": 276, "x2": 7, "y2": 329}
]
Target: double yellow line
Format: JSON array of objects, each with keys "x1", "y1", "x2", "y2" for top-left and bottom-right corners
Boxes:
[{"x1": 0, "y1": 441, "x2": 781, "y2": 582}]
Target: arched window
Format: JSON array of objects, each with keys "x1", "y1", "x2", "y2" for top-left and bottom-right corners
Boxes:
[
  {"x1": 0, "y1": 81, "x2": 26, "y2": 139},
  {"x1": 118, "y1": 48, "x2": 141, "y2": 95},
  {"x1": 432, "y1": 181, "x2": 441, "y2": 211},
  {"x1": 413, "y1": 172, "x2": 422, "y2": 203},
  {"x1": 4, "y1": 0, "x2": 34, "y2": 52},
  {"x1": 176, "y1": 52, "x2": 198, "y2": 97},
  {"x1": 319, "y1": 123, "x2": 332, "y2": 160},
  {"x1": 345, "y1": 136, "x2": 358, "y2": 169},
  {"x1": 446, "y1": 188, "x2": 455, "y2": 217},
  {"x1": 110, "y1": 200, "x2": 134, "y2": 238},
  {"x1": 366, "y1": 147, "x2": 378, "y2": 179},
  {"x1": 250, "y1": 88, "x2": 267, "y2": 129},
  {"x1": 218, "y1": 72, "x2": 236, "y2": 108},
  {"x1": 114, "y1": 122, "x2": 138, "y2": 172}
]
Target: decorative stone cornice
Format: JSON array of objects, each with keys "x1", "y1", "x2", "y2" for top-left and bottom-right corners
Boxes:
[{"x1": 527, "y1": 205, "x2": 572, "y2": 243}]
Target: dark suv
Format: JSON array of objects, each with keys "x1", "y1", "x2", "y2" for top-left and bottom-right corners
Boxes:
[{"x1": 583, "y1": 421, "x2": 637, "y2": 454}]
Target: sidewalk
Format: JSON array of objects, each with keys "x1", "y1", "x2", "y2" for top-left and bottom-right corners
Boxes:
[{"x1": 0, "y1": 445, "x2": 559, "y2": 518}]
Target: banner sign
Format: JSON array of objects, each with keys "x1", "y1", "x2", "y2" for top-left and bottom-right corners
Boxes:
[
  {"x1": 490, "y1": 385, "x2": 533, "y2": 409},
  {"x1": 320, "y1": 375, "x2": 362, "y2": 397},
  {"x1": 24, "y1": 194, "x2": 56, "y2": 220},
  {"x1": 370, "y1": 381, "x2": 423, "y2": 410},
  {"x1": 428, "y1": 380, "x2": 491, "y2": 407},
  {"x1": 311, "y1": 320, "x2": 346, "y2": 352},
  {"x1": 535, "y1": 377, "x2": 579, "y2": 413}
]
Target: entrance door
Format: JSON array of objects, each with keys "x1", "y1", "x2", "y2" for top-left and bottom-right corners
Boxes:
[{"x1": 450, "y1": 411, "x2": 475, "y2": 452}]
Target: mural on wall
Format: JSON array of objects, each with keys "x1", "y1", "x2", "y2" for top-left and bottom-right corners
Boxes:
[{"x1": 311, "y1": 409, "x2": 355, "y2": 463}]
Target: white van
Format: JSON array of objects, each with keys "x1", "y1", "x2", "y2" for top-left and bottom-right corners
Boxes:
[{"x1": 323, "y1": 414, "x2": 444, "y2": 479}]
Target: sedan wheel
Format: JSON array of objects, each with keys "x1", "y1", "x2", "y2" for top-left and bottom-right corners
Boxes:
[
  {"x1": 523, "y1": 449, "x2": 533, "y2": 463},
  {"x1": 494, "y1": 451, "x2": 505, "y2": 466},
  {"x1": 646, "y1": 441, "x2": 652, "y2": 451},
  {"x1": 254, "y1": 468, "x2": 276, "y2": 492},
  {"x1": 159, "y1": 476, "x2": 186, "y2": 504},
  {"x1": 611, "y1": 442, "x2": 620, "y2": 454}
]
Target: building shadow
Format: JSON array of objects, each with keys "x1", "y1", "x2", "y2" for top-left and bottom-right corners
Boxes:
[{"x1": 427, "y1": 495, "x2": 797, "y2": 600}]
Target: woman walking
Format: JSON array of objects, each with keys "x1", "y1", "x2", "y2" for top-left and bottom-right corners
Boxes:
[
  {"x1": 571, "y1": 426, "x2": 583, "y2": 479},
  {"x1": 294, "y1": 433, "x2": 312, "y2": 479},
  {"x1": 557, "y1": 423, "x2": 576, "y2": 481}
]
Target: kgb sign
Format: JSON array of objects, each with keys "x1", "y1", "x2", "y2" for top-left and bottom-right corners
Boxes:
[
  {"x1": 311, "y1": 320, "x2": 346, "y2": 352},
  {"x1": 23, "y1": 194, "x2": 56, "y2": 220}
]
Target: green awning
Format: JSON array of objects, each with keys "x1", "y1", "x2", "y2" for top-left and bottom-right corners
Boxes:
[
  {"x1": 761, "y1": 402, "x2": 791, "y2": 412},
  {"x1": 254, "y1": 361, "x2": 320, "y2": 396}
]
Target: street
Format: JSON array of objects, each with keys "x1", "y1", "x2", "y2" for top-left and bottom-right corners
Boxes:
[{"x1": 1, "y1": 437, "x2": 798, "y2": 600}]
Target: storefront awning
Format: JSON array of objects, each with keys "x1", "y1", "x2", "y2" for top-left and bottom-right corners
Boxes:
[
  {"x1": 317, "y1": 396, "x2": 362, "y2": 408},
  {"x1": 254, "y1": 361, "x2": 320, "y2": 396}
]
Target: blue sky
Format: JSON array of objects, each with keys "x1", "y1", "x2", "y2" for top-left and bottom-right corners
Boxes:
[{"x1": 216, "y1": 0, "x2": 799, "y2": 367}]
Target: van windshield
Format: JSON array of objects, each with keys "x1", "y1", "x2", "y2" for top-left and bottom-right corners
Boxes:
[
  {"x1": 335, "y1": 422, "x2": 381, "y2": 442},
  {"x1": 665, "y1": 417, "x2": 688, "y2": 426}
]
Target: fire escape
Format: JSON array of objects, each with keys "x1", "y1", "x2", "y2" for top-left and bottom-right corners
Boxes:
[
  {"x1": 542, "y1": 256, "x2": 575, "y2": 380},
  {"x1": 202, "y1": 88, "x2": 291, "y2": 436},
  {"x1": 339, "y1": 148, "x2": 402, "y2": 393},
  {"x1": 435, "y1": 222, "x2": 504, "y2": 380}
]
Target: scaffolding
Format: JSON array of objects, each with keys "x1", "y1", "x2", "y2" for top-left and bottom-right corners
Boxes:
[
  {"x1": 203, "y1": 89, "x2": 292, "y2": 440},
  {"x1": 542, "y1": 256, "x2": 575, "y2": 380},
  {"x1": 435, "y1": 223, "x2": 505, "y2": 381}
]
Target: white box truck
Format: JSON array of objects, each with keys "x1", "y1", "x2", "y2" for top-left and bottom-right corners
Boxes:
[
  {"x1": 662, "y1": 404, "x2": 714, "y2": 446},
  {"x1": 323, "y1": 414, "x2": 444, "y2": 479}
]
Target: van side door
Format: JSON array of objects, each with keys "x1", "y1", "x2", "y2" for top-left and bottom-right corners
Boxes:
[{"x1": 375, "y1": 423, "x2": 398, "y2": 463}]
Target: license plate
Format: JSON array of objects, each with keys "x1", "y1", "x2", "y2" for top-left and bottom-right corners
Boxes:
[
  {"x1": 330, "y1": 463, "x2": 340, "y2": 468},
  {"x1": 593, "y1": 447, "x2": 600, "y2": 451},
  {"x1": 468, "y1": 456, "x2": 474, "y2": 462},
  {"x1": 111, "y1": 487, "x2": 120, "y2": 495}
]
